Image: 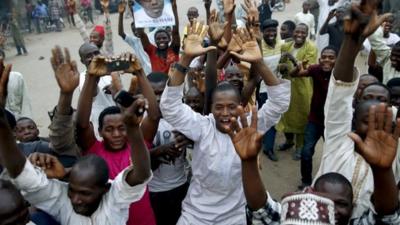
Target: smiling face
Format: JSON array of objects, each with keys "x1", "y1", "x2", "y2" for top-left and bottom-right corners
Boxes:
[
  {"x1": 319, "y1": 49, "x2": 336, "y2": 72},
  {"x1": 383, "y1": 17, "x2": 394, "y2": 37},
  {"x1": 89, "y1": 31, "x2": 104, "y2": 49},
  {"x1": 263, "y1": 27, "x2": 278, "y2": 46},
  {"x1": 212, "y1": 89, "x2": 241, "y2": 133},
  {"x1": 155, "y1": 31, "x2": 170, "y2": 50},
  {"x1": 99, "y1": 114, "x2": 127, "y2": 151},
  {"x1": 137, "y1": 0, "x2": 164, "y2": 18},
  {"x1": 293, "y1": 24, "x2": 308, "y2": 47}
]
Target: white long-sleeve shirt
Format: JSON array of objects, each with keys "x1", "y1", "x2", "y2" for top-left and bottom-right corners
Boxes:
[
  {"x1": 5, "y1": 71, "x2": 32, "y2": 119},
  {"x1": 368, "y1": 27, "x2": 400, "y2": 84},
  {"x1": 294, "y1": 12, "x2": 315, "y2": 37},
  {"x1": 79, "y1": 71, "x2": 116, "y2": 140},
  {"x1": 315, "y1": 72, "x2": 400, "y2": 219},
  {"x1": 9, "y1": 161, "x2": 150, "y2": 225},
  {"x1": 160, "y1": 80, "x2": 290, "y2": 225}
]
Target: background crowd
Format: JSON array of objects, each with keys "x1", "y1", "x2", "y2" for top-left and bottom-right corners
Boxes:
[{"x1": 0, "y1": 0, "x2": 400, "y2": 225}]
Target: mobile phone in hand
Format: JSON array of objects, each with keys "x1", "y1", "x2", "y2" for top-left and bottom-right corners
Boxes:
[
  {"x1": 106, "y1": 59, "x2": 130, "y2": 73},
  {"x1": 114, "y1": 90, "x2": 145, "y2": 116}
]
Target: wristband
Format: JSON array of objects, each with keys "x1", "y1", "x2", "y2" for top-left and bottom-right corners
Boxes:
[{"x1": 173, "y1": 63, "x2": 189, "y2": 74}]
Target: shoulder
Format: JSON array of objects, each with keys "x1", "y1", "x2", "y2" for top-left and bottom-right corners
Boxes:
[
  {"x1": 10, "y1": 71, "x2": 24, "y2": 79},
  {"x1": 305, "y1": 41, "x2": 317, "y2": 50},
  {"x1": 307, "y1": 64, "x2": 321, "y2": 74}
]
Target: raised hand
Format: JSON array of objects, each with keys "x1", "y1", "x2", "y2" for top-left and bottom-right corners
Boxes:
[
  {"x1": 230, "y1": 27, "x2": 262, "y2": 63},
  {"x1": 110, "y1": 72, "x2": 122, "y2": 97},
  {"x1": 0, "y1": 59, "x2": 11, "y2": 108},
  {"x1": 183, "y1": 21, "x2": 216, "y2": 59},
  {"x1": 242, "y1": 0, "x2": 259, "y2": 24},
  {"x1": 327, "y1": 9, "x2": 337, "y2": 20},
  {"x1": 50, "y1": 46, "x2": 79, "y2": 94},
  {"x1": 349, "y1": 103, "x2": 400, "y2": 170},
  {"x1": 88, "y1": 55, "x2": 108, "y2": 77},
  {"x1": 344, "y1": 0, "x2": 392, "y2": 44},
  {"x1": 192, "y1": 69, "x2": 206, "y2": 93},
  {"x1": 29, "y1": 153, "x2": 66, "y2": 179},
  {"x1": 122, "y1": 95, "x2": 148, "y2": 127},
  {"x1": 173, "y1": 130, "x2": 193, "y2": 152},
  {"x1": 223, "y1": 0, "x2": 236, "y2": 16},
  {"x1": 228, "y1": 106, "x2": 263, "y2": 161},
  {"x1": 100, "y1": 0, "x2": 110, "y2": 12},
  {"x1": 204, "y1": 0, "x2": 212, "y2": 9},
  {"x1": 122, "y1": 52, "x2": 143, "y2": 74},
  {"x1": 118, "y1": 0, "x2": 126, "y2": 14},
  {"x1": 128, "y1": 76, "x2": 138, "y2": 95},
  {"x1": 208, "y1": 9, "x2": 228, "y2": 45},
  {"x1": 227, "y1": 34, "x2": 242, "y2": 53}
]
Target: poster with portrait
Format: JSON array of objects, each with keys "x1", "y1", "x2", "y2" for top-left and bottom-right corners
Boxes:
[{"x1": 133, "y1": 0, "x2": 175, "y2": 28}]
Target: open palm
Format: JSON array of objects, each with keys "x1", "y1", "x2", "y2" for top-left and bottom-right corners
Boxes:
[
  {"x1": 349, "y1": 104, "x2": 400, "y2": 170},
  {"x1": 344, "y1": 0, "x2": 392, "y2": 44},
  {"x1": 184, "y1": 21, "x2": 216, "y2": 58},
  {"x1": 230, "y1": 28, "x2": 262, "y2": 63},
  {"x1": 208, "y1": 9, "x2": 227, "y2": 44},
  {"x1": 51, "y1": 46, "x2": 79, "y2": 94},
  {"x1": 229, "y1": 106, "x2": 263, "y2": 161}
]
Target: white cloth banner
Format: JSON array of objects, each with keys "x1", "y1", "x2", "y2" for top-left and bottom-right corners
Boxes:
[{"x1": 133, "y1": 0, "x2": 175, "y2": 28}]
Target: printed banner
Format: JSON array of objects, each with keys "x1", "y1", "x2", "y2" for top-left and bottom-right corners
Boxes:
[{"x1": 133, "y1": 0, "x2": 175, "y2": 28}]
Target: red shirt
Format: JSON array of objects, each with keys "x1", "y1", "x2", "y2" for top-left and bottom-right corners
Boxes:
[
  {"x1": 306, "y1": 64, "x2": 332, "y2": 126},
  {"x1": 87, "y1": 141, "x2": 156, "y2": 225},
  {"x1": 144, "y1": 44, "x2": 179, "y2": 74}
]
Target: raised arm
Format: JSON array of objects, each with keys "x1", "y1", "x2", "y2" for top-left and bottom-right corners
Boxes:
[
  {"x1": 204, "y1": 0, "x2": 212, "y2": 24},
  {"x1": 349, "y1": 104, "x2": 399, "y2": 216},
  {"x1": 49, "y1": 46, "x2": 80, "y2": 156},
  {"x1": 76, "y1": 56, "x2": 109, "y2": 151},
  {"x1": 222, "y1": 0, "x2": 236, "y2": 44},
  {"x1": 123, "y1": 97, "x2": 151, "y2": 186},
  {"x1": 228, "y1": 106, "x2": 266, "y2": 210},
  {"x1": 205, "y1": 9, "x2": 227, "y2": 114},
  {"x1": 319, "y1": 9, "x2": 336, "y2": 35},
  {"x1": 161, "y1": 22, "x2": 215, "y2": 140},
  {"x1": 230, "y1": 27, "x2": 279, "y2": 86},
  {"x1": 335, "y1": 0, "x2": 390, "y2": 83},
  {"x1": 367, "y1": 26, "x2": 392, "y2": 71},
  {"x1": 0, "y1": 66, "x2": 25, "y2": 178},
  {"x1": 122, "y1": 53, "x2": 161, "y2": 142},
  {"x1": 169, "y1": 22, "x2": 216, "y2": 86},
  {"x1": 118, "y1": 1, "x2": 127, "y2": 39},
  {"x1": 230, "y1": 27, "x2": 290, "y2": 133},
  {"x1": 170, "y1": 0, "x2": 181, "y2": 53},
  {"x1": 100, "y1": 0, "x2": 114, "y2": 56},
  {"x1": 73, "y1": 10, "x2": 89, "y2": 42},
  {"x1": 0, "y1": 59, "x2": 11, "y2": 109}
]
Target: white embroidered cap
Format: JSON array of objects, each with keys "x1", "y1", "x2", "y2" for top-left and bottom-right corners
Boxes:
[{"x1": 281, "y1": 193, "x2": 335, "y2": 225}]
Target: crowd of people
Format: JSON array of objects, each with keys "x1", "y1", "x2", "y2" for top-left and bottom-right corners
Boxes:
[{"x1": 1, "y1": 0, "x2": 400, "y2": 225}]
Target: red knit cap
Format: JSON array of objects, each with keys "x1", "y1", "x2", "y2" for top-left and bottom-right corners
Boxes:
[{"x1": 93, "y1": 25, "x2": 105, "y2": 39}]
